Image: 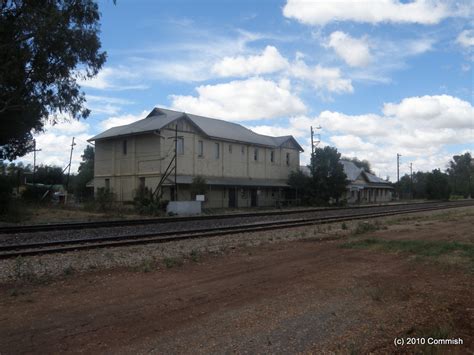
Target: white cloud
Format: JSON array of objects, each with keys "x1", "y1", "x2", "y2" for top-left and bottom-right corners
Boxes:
[
  {"x1": 456, "y1": 29, "x2": 474, "y2": 48},
  {"x1": 100, "y1": 111, "x2": 149, "y2": 130},
  {"x1": 19, "y1": 125, "x2": 92, "y2": 173},
  {"x1": 256, "y1": 94, "x2": 472, "y2": 180},
  {"x1": 86, "y1": 95, "x2": 134, "y2": 115},
  {"x1": 330, "y1": 135, "x2": 377, "y2": 151},
  {"x1": 383, "y1": 94, "x2": 474, "y2": 129},
  {"x1": 291, "y1": 59, "x2": 354, "y2": 94},
  {"x1": 312, "y1": 111, "x2": 390, "y2": 137},
  {"x1": 79, "y1": 67, "x2": 148, "y2": 91},
  {"x1": 212, "y1": 46, "x2": 289, "y2": 77},
  {"x1": 283, "y1": 0, "x2": 457, "y2": 26},
  {"x1": 326, "y1": 31, "x2": 372, "y2": 67},
  {"x1": 170, "y1": 77, "x2": 307, "y2": 120}
]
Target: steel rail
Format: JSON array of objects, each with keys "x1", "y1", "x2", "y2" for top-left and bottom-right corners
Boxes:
[
  {"x1": 0, "y1": 200, "x2": 472, "y2": 234},
  {"x1": 0, "y1": 201, "x2": 470, "y2": 259}
]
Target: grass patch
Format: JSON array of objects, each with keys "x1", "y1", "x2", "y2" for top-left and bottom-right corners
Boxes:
[
  {"x1": 134, "y1": 258, "x2": 155, "y2": 273},
  {"x1": 353, "y1": 221, "x2": 380, "y2": 235},
  {"x1": 342, "y1": 238, "x2": 474, "y2": 266},
  {"x1": 189, "y1": 250, "x2": 200, "y2": 262},
  {"x1": 163, "y1": 257, "x2": 183, "y2": 269}
]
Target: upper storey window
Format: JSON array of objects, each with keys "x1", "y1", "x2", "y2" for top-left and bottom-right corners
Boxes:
[
  {"x1": 286, "y1": 152, "x2": 290, "y2": 166},
  {"x1": 254, "y1": 148, "x2": 259, "y2": 161},
  {"x1": 177, "y1": 137, "x2": 184, "y2": 155},
  {"x1": 215, "y1": 143, "x2": 220, "y2": 159},
  {"x1": 122, "y1": 140, "x2": 127, "y2": 155},
  {"x1": 198, "y1": 140, "x2": 203, "y2": 157},
  {"x1": 270, "y1": 150, "x2": 275, "y2": 163}
]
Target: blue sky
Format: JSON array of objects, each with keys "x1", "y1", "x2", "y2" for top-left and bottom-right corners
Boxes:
[{"x1": 22, "y1": 0, "x2": 473, "y2": 180}]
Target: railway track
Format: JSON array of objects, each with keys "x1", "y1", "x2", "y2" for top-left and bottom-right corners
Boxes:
[
  {"x1": 0, "y1": 200, "x2": 472, "y2": 259},
  {"x1": 0, "y1": 200, "x2": 468, "y2": 234}
]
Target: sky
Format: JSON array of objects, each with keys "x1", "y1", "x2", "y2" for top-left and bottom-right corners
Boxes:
[{"x1": 19, "y1": 0, "x2": 474, "y2": 181}]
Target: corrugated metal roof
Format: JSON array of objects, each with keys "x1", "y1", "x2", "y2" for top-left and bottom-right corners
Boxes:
[
  {"x1": 89, "y1": 107, "x2": 303, "y2": 151},
  {"x1": 341, "y1": 160, "x2": 363, "y2": 181},
  {"x1": 364, "y1": 172, "x2": 389, "y2": 184}
]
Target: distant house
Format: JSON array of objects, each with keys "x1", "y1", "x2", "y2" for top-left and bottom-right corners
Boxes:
[
  {"x1": 341, "y1": 160, "x2": 393, "y2": 203},
  {"x1": 88, "y1": 107, "x2": 303, "y2": 208},
  {"x1": 300, "y1": 159, "x2": 393, "y2": 204}
]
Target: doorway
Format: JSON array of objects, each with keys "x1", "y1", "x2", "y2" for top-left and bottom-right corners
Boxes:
[
  {"x1": 229, "y1": 188, "x2": 236, "y2": 208},
  {"x1": 250, "y1": 189, "x2": 257, "y2": 207}
]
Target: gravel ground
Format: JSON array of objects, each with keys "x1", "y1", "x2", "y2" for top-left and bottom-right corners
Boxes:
[
  {"x1": 0, "y1": 201, "x2": 464, "y2": 246},
  {"x1": 1, "y1": 206, "x2": 472, "y2": 354}
]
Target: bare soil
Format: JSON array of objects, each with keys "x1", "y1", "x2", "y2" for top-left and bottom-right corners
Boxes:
[{"x1": 0, "y1": 208, "x2": 472, "y2": 354}]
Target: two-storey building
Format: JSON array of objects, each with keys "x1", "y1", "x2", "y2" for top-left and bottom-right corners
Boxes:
[{"x1": 88, "y1": 108, "x2": 303, "y2": 208}]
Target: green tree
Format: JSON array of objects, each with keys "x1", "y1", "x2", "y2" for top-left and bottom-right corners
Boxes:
[
  {"x1": 426, "y1": 169, "x2": 450, "y2": 200},
  {"x1": 287, "y1": 169, "x2": 314, "y2": 205},
  {"x1": 190, "y1": 176, "x2": 207, "y2": 199},
  {"x1": 35, "y1": 165, "x2": 64, "y2": 185},
  {"x1": 74, "y1": 145, "x2": 94, "y2": 199},
  {"x1": 311, "y1": 146, "x2": 348, "y2": 204},
  {"x1": 447, "y1": 153, "x2": 473, "y2": 198},
  {"x1": 0, "y1": 0, "x2": 106, "y2": 159}
]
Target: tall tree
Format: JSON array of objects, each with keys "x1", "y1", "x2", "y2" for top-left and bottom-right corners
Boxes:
[
  {"x1": 426, "y1": 169, "x2": 451, "y2": 200},
  {"x1": 0, "y1": 0, "x2": 106, "y2": 159},
  {"x1": 447, "y1": 153, "x2": 473, "y2": 198},
  {"x1": 74, "y1": 145, "x2": 94, "y2": 199},
  {"x1": 311, "y1": 146, "x2": 347, "y2": 204},
  {"x1": 35, "y1": 165, "x2": 64, "y2": 185}
]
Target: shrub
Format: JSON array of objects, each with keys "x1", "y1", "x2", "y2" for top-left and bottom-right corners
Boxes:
[
  {"x1": 353, "y1": 221, "x2": 379, "y2": 235},
  {"x1": 96, "y1": 187, "x2": 115, "y2": 212},
  {"x1": 0, "y1": 176, "x2": 13, "y2": 214},
  {"x1": 190, "y1": 176, "x2": 207, "y2": 199},
  {"x1": 133, "y1": 186, "x2": 167, "y2": 215},
  {"x1": 21, "y1": 185, "x2": 50, "y2": 202}
]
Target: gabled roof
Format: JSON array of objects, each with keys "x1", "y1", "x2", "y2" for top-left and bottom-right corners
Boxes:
[
  {"x1": 89, "y1": 107, "x2": 304, "y2": 151},
  {"x1": 300, "y1": 160, "x2": 392, "y2": 187},
  {"x1": 341, "y1": 160, "x2": 363, "y2": 181}
]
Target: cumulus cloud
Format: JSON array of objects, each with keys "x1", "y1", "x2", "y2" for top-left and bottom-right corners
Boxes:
[
  {"x1": 326, "y1": 31, "x2": 372, "y2": 67},
  {"x1": 170, "y1": 77, "x2": 307, "y2": 120},
  {"x1": 291, "y1": 59, "x2": 354, "y2": 94},
  {"x1": 283, "y1": 0, "x2": 458, "y2": 26},
  {"x1": 212, "y1": 46, "x2": 289, "y2": 77},
  {"x1": 18, "y1": 120, "x2": 92, "y2": 173},
  {"x1": 456, "y1": 29, "x2": 474, "y2": 48},
  {"x1": 382, "y1": 94, "x2": 474, "y2": 129},
  {"x1": 249, "y1": 94, "x2": 473, "y2": 180},
  {"x1": 100, "y1": 111, "x2": 150, "y2": 130}
]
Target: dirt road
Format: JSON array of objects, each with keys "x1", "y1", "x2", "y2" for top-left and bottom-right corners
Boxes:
[{"x1": 1, "y1": 208, "x2": 472, "y2": 354}]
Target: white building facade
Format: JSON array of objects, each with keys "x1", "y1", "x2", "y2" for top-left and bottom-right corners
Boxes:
[{"x1": 89, "y1": 108, "x2": 303, "y2": 208}]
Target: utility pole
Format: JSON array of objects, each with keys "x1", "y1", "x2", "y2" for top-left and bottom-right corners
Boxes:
[
  {"x1": 409, "y1": 162, "x2": 413, "y2": 199},
  {"x1": 397, "y1": 153, "x2": 402, "y2": 183},
  {"x1": 174, "y1": 125, "x2": 178, "y2": 201},
  {"x1": 66, "y1": 137, "x2": 76, "y2": 203},
  {"x1": 310, "y1": 126, "x2": 321, "y2": 174},
  {"x1": 32, "y1": 139, "x2": 41, "y2": 185}
]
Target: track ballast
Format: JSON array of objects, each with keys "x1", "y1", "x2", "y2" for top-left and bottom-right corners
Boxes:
[{"x1": 0, "y1": 200, "x2": 472, "y2": 259}]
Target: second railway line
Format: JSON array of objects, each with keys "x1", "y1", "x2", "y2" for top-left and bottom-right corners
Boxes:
[{"x1": 0, "y1": 200, "x2": 472, "y2": 259}]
